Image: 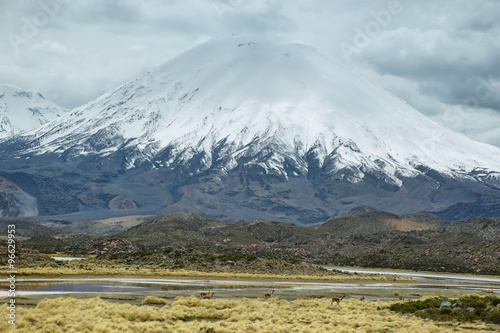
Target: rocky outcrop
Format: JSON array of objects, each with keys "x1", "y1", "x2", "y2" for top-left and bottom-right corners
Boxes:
[
  {"x1": 92, "y1": 238, "x2": 141, "y2": 255},
  {"x1": 108, "y1": 195, "x2": 137, "y2": 211},
  {"x1": 439, "y1": 301, "x2": 452, "y2": 310}
]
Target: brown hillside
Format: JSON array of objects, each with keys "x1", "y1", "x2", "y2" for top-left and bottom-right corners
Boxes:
[
  {"x1": 400, "y1": 212, "x2": 445, "y2": 225},
  {"x1": 316, "y1": 211, "x2": 438, "y2": 237}
]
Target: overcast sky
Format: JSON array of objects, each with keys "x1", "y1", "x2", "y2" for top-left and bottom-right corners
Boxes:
[{"x1": 1, "y1": 0, "x2": 499, "y2": 147}]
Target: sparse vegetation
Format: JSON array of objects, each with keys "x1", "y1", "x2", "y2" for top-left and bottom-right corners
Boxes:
[
  {"x1": 3, "y1": 211, "x2": 500, "y2": 275},
  {"x1": 327, "y1": 230, "x2": 500, "y2": 275},
  {"x1": 0, "y1": 246, "x2": 411, "y2": 281}
]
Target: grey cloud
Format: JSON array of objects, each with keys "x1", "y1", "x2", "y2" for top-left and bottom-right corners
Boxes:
[{"x1": 349, "y1": 1, "x2": 500, "y2": 115}]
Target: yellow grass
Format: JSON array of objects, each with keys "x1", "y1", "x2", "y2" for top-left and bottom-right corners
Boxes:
[
  {"x1": 0, "y1": 296, "x2": 489, "y2": 332},
  {"x1": 142, "y1": 296, "x2": 168, "y2": 305},
  {"x1": 0, "y1": 266, "x2": 411, "y2": 281}
]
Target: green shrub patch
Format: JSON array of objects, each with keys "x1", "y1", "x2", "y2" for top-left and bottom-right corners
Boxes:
[{"x1": 390, "y1": 295, "x2": 500, "y2": 324}]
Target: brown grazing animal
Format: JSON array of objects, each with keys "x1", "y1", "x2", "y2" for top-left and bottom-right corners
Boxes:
[
  {"x1": 331, "y1": 295, "x2": 346, "y2": 305},
  {"x1": 203, "y1": 292, "x2": 214, "y2": 300}
]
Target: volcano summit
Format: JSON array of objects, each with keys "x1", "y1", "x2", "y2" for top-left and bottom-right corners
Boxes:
[{"x1": 0, "y1": 35, "x2": 499, "y2": 222}]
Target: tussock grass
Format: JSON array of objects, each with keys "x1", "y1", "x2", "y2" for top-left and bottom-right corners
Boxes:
[
  {"x1": 0, "y1": 296, "x2": 490, "y2": 332},
  {"x1": 0, "y1": 265, "x2": 410, "y2": 281},
  {"x1": 142, "y1": 296, "x2": 168, "y2": 305}
]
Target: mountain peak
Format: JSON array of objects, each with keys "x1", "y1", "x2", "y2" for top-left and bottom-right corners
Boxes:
[
  {"x1": 116, "y1": 35, "x2": 500, "y2": 178},
  {"x1": 0, "y1": 38, "x2": 499, "y2": 221},
  {"x1": 0, "y1": 84, "x2": 66, "y2": 139}
]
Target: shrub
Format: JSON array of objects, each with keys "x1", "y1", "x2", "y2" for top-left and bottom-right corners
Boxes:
[
  {"x1": 389, "y1": 297, "x2": 444, "y2": 313},
  {"x1": 459, "y1": 295, "x2": 488, "y2": 310},
  {"x1": 439, "y1": 308, "x2": 451, "y2": 315},
  {"x1": 217, "y1": 253, "x2": 257, "y2": 262},
  {"x1": 390, "y1": 295, "x2": 500, "y2": 325},
  {"x1": 486, "y1": 310, "x2": 500, "y2": 324}
]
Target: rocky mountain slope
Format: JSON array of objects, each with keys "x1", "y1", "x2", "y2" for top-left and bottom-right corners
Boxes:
[
  {"x1": 0, "y1": 35, "x2": 499, "y2": 221},
  {"x1": 0, "y1": 220, "x2": 60, "y2": 237},
  {"x1": 108, "y1": 212, "x2": 500, "y2": 274},
  {"x1": 0, "y1": 177, "x2": 38, "y2": 217},
  {"x1": 9, "y1": 211, "x2": 500, "y2": 274}
]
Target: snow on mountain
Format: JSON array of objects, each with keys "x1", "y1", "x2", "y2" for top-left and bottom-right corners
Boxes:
[
  {"x1": 15, "y1": 35, "x2": 500, "y2": 183},
  {"x1": 1, "y1": 35, "x2": 499, "y2": 221},
  {"x1": 0, "y1": 84, "x2": 66, "y2": 139}
]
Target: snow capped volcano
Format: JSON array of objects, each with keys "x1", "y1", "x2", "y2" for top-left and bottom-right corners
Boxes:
[
  {"x1": 1, "y1": 35, "x2": 499, "y2": 221},
  {"x1": 0, "y1": 84, "x2": 65, "y2": 139},
  {"x1": 15, "y1": 35, "x2": 500, "y2": 179}
]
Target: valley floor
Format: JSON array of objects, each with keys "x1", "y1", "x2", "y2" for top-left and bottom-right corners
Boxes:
[{"x1": 1, "y1": 268, "x2": 499, "y2": 332}]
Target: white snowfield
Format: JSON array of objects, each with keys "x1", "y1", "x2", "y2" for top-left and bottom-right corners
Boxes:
[
  {"x1": 0, "y1": 84, "x2": 66, "y2": 139},
  {"x1": 11, "y1": 35, "x2": 500, "y2": 185}
]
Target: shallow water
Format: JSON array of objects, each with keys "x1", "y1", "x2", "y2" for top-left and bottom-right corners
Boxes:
[
  {"x1": 24, "y1": 282, "x2": 157, "y2": 293},
  {"x1": 0, "y1": 273, "x2": 498, "y2": 298},
  {"x1": 2, "y1": 267, "x2": 499, "y2": 298},
  {"x1": 51, "y1": 257, "x2": 86, "y2": 261},
  {"x1": 1, "y1": 278, "x2": 250, "y2": 297},
  {"x1": 326, "y1": 266, "x2": 500, "y2": 283}
]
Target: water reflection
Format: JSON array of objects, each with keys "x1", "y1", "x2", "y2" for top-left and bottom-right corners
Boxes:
[
  {"x1": 28, "y1": 282, "x2": 156, "y2": 293},
  {"x1": 16, "y1": 280, "x2": 243, "y2": 294},
  {"x1": 5, "y1": 275, "x2": 499, "y2": 297}
]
